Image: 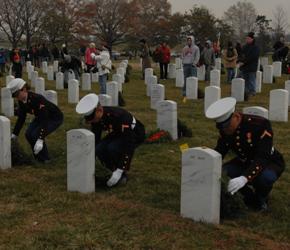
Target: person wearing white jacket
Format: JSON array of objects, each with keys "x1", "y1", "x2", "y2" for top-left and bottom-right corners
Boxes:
[{"x1": 91, "y1": 46, "x2": 112, "y2": 94}]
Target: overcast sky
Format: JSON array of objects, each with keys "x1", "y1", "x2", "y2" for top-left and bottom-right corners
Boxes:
[{"x1": 168, "y1": 0, "x2": 290, "y2": 31}]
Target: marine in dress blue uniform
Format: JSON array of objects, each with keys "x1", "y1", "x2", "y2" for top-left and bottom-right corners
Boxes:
[
  {"x1": 76, "y1": 94, "x2": 145, "y2": 187},
  {"x1": 206, "y1": 98, "x2": 285, "y2": 210},
  {"x1": 7, "y1": 78, "x2": 63, "y2": 163}
]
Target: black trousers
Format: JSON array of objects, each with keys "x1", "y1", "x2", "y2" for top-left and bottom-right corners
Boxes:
[
  {"x1": 25, "y1": 116, "x2": 63, "y2": 162},
  {"x1": 159, "y1": 62, "x2": 168, "y2": 79},
  {"x1": 95, "y1": 121, "x2": 145, "y2": 171}
]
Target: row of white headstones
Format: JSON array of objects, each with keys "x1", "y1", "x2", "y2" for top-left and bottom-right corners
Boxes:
[
  {"x1": 0, "y1": 58, "x2": 130, "y2": 163},
  {"x1": 1, "y1": 57, "x2": 289, "y2": 225},
  {"x1": 1, "y1": 60, "x2": 129, "y2": 117},
  {"x1": 144, "y1": 65, "x2": 290, "y2": 142}
]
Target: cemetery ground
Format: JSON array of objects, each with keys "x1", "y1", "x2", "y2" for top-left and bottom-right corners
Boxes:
[{"x1": 0, "y1": 61, "x2": 290, "y2": 249}]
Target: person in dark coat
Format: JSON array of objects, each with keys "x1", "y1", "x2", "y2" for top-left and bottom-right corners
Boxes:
[
  {"x1": 76, "y1": 94, "x2": 145, "y2": 187},
  {"x1": 7, "y1": 78, "x2": 63, "y2": 163},
  {"x1": 59, "y1": 54, "x2": 82, "y2": 87},
  {"x1": 239, "y1": 32, "x2": 260, "y2": 100},
  {"x1": 206, "y1": 97, "x2": 285, "y2": 211}
]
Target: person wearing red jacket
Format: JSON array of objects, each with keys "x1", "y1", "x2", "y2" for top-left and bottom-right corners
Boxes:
[
  {"x1": 85, "y1": 42, "x2": 97, "y2": 73},
  {"x1": 159, "y1": 42, "x2": 171, "y2": 80}
]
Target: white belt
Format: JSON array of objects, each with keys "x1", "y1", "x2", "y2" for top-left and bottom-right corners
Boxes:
[{"x1": 131, "y1": 117, "x2": 136, "y2": 129}]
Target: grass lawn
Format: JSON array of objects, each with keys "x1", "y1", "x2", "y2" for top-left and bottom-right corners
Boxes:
[{"x1": 0, "y1": 60, "x2": 290, "y2": 249}]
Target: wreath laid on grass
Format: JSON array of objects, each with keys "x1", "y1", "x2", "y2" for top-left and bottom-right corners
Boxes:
[
  {"x1": 11, "y1": 140, "x2": 34, "y2": 166},
  {"x1": 144, "y1": 129, "x2": 172, "y2": 144}
]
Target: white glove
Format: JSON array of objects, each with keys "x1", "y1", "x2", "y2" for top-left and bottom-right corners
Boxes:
[
  {"x1": 107, "y1": 168, "x2": 124, "y2": 187},
  {"x1": 91, "y1": 53, "x2": 96, "y2": 60},
  {"x1": 11, "y1": 134, "x2": 18, "y2": 140},
  {"x1": 227, "y1": 176, "x2": 248, "y2": 195},
  {"x1": 33, "y1": 139, "x2": 44, "y2": 155}
]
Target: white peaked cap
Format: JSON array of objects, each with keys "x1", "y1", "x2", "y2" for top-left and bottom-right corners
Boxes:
[
  {"x1": 7, "y1": 78, "x2": 26, "y2": 94},
  {"x1": 205, "y1": 97, "x2": 236, "y2": 123},
  {"x1": 76, "y1": 93, "x2": 99, "y2": 116}
]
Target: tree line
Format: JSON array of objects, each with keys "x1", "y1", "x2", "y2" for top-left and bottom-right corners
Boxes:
[{"x1": 0, "y1": 0, "x2": 288, "y2": 54}]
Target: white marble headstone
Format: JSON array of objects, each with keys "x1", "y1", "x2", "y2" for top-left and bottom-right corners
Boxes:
[
  {"x1": 197, "y1": 65, "x2": 205, "y2": 81},
  {"x1": 151, "y1": 84, "x2": 165, "y2": 110},
  {"x1": 56, "y1": 72, "x2": 64, "y2": 90},
  {"x1": 53, "y1": 60, "x2": 59, "y2": 72},
  {"x1": 204, "y1": 86, "x2": 221, "y2": 113},
  {"x1": 47, "y1": 66, "x2": 54, "y2": 81},
  {"x1": 35, "y1": 77, "x2": 45, "y2": 95},
  {"x1": 176, "y1": 68, "x2": 184, "y2": 87},
  {"x1": 210, "y1": 69, "x2": 220, "y2": 87},
  {"x1": 181, "y1": 147, "x2": 222, "y2": 224},
  {"x1": 156, "y1": 100, "x2": 178, "y2": 140},
  {"x1": 116, "y1": 67, "x2": 125, "y2": 84},
  {"x1": 231, "y1": 78, "x2": 245, "y2": 102},
  {"x1": 67, "y1": 129, "x2": 95, "y2": 193},
  {"x1": 31, "y1": 71, "x2": 39, "y2": 87},
  {"x1": 269, "y1": 89, "x2": 288, "y2": 122},
  {"x1": 1, "y1": 88, "x2": 14, "y2": 117},
  {"x1": 243, "y1": 106, "x2": 269, "y2": 119},
  {"x1": 273, "y1": 61, "x2": 282, "y2": 77},
  {"x1": 214, "y1": 58, "x2": 221, "y2": 70},
  {"x1": 106, "y1": 81, "x2": 118, "y2": 106},
  {"x1": 0, "y1": 116, "x2": 11, "y2": 169},
  {"x1": 186, "y1": 77, "x2": 198, "y2": 100},
  {"x1": 145, "y1": 68, "x2": 154, "y2": 85},
  {"x1": 147, "y1": 75, "x2": 157, "y2": 97},
  {"x1": 42, "y1": 61, "x2": 48, "y2": 74},
  {"x1": 44, "y1": 90, "x2": 58, "y2": 105},
  {"x1": 112, "y1": 73, "x2": 122, "y2": 92},
  {"x1": 263, "y1": 65, "x2": 273, "y2": 84},
  {"x1": 91, "y1": 72, "x2": 98, "y2": 83},
  {"x1": 26, "y1": 61, "x2": 31, "y2": 72},
  {"x1": 98, "y1": 94, "x2": 112, "y2": 106},
  {"x1": 68, "y1": 79, "x2": 79, "y2": 104},
  {"x1": 168, "y1": 64, "x2": 176, "y2": 79},
  {"x1": 82, "y1": 73, "x2": 91, "y2": 91},
  {"x1": 285, "y1": 80, "x2": 290, "y2": 106},
  {"x1": 260, "y1": 57, "x2": 268, "y2": 67},
  {"x1": 175, "y1": 58, "x2": 182, "y2": 69},
  {"x1": 27, "y1": 65, "x2": 34, "y2": 80},
  {"x1": 256, "y1": 71, "x2": 262, "y2": 93},
  {"x1": 68, "y1": 70, "x2": 75, "y2": 81}
]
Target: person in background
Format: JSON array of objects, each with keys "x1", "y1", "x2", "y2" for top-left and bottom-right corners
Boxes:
[
  {"x1": 139, "y1": 39, "x2": 151, "y2": 80},
  {"x1": 223, "y1": 41, "x2": 238, "y2": 84},
  {"x1": 159, "y1": 42, "x2": 171, "y2": 80},
  {"x1": 201, "y1": 40, "x2": 215, "y2": 83},
  {"x1": 239, "y1": 32, "x2": 260, "y2": 101},
  {"x1": 91, "y1": 45, "x2": 112, "y2": 94},
  {"x1": 59, "y1": 54, "x2": 82, "y2": 88},
  {"x1": 76, "y1": 93, "x2": 145, "y2": 187},
  {"x1": 85, "y1": 42, "x2": 97, "y2": 73},
  {"x1": 7, "y1": 78, "x2": 63, "y2": 164},
  {"x1": 181, "y1": 35, "x2": 200, "y2": 103},
  {"x1": 51, "y1": 45, "x2": 60, "y2": 61},
  {"x1": 206, "y1": 97, "x2": 285, "y2": 211},
  {"x1": 10, "y1": 48, "x2": 22, "y2": 78},
  {"x1": 0, "y1": 48, "x2": 6, "y2": 75}
]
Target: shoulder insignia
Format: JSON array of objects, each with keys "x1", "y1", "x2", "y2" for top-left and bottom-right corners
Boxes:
[{"x1": 260, "y1": 130, "x2": 272, "y2": 139}]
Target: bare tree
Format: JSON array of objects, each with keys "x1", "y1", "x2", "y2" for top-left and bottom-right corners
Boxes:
[
  {"x1": 83, "y1": 0, "x2": 133, "y2": 53},
  {"x1": 272, "y1": 5, "x2": 289, "y2": 39},
  {"x1": 223, "y1": 0, "x2": 257, "y2": 41},
  {"x1": 0, "y1": 0, "x2": 25, "y2": 48},
  {"x1": 22, "y1": 0, "x2": 46, "y2": 49}
]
